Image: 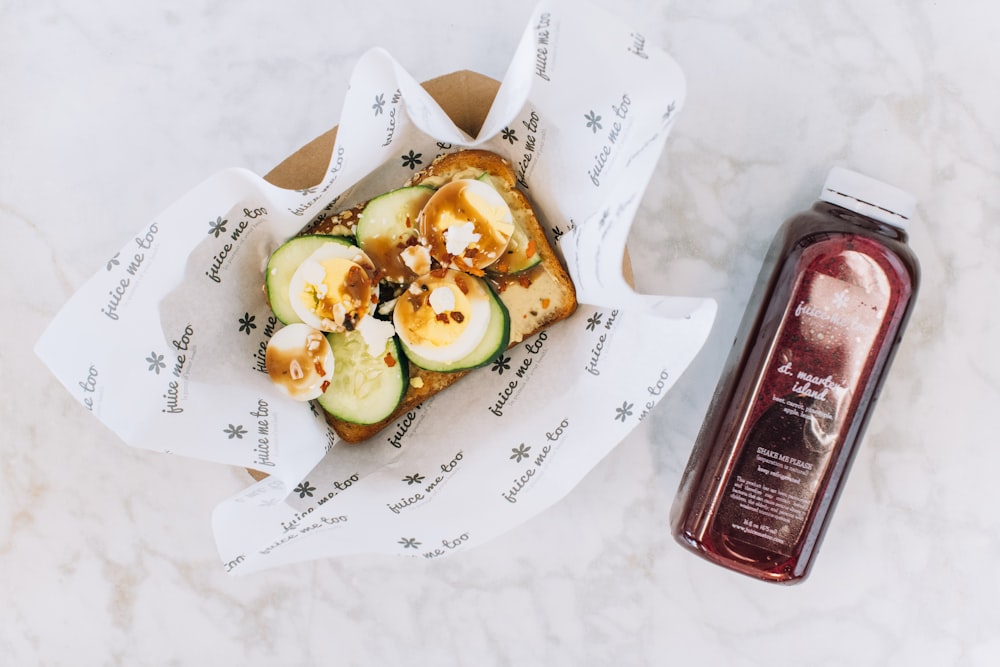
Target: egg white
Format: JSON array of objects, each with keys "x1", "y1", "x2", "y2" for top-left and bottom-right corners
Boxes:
[{"x1": 265, "y1": 322, "x2": 336, "y2": 401}]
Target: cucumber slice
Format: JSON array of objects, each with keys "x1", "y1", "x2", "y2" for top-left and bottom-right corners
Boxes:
[
  {"x1": 398, "y1": 283, "x2": 510, "y2": 373},
  {"x1": 494, "y1": 222, "x2": 542, "y2": 274},
  {"x1": 318, "y1": 329, "x2": 409, "y2": 425},
  {"x1": 476, "y1": 173, "x2": 542, "y2": 275},
  {"x1": 265, "y1": 235, "x2": 355, "y2": 325},
  {"x1": 356, "y1": 186, "x2": 436, "y2": 283}
]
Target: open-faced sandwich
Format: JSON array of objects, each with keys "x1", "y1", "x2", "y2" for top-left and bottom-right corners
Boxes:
[{"x1": 262, "y1": 149, "x2": 577, "y2": 443}]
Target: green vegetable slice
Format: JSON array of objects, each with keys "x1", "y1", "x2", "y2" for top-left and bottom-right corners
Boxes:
[
  {"x1": 318, "y1": 329, "x2": 408, "y2": 425},
  {"x1": 265, "y1": 235, "x2": 355, "y2": 325}
]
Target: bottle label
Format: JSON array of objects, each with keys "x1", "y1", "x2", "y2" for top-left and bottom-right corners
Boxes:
[{"x1": 718, "y1": 269, "x2": 888, "y2": 556}]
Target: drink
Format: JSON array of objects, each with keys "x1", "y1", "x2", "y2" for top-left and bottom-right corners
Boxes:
[{"x1": 670, "y1": 167, "x2": 920, "y2": 583}]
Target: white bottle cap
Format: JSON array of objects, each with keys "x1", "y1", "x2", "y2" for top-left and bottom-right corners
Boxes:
[{"x1": 819, "y1": 167, "x2": 916, "y2": 230}]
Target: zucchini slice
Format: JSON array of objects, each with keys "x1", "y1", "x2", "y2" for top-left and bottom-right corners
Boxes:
[
  {"x1": 476, "y1": 172, "x2": 542, "y2": 275},
  {"x1": 356, "y1": 186, "x2": 435, "y2": 283},
  {"x1": 317, "y1": 329, "x2": 408, "y2": 425},
  {"x1": 492, "y1": 220, "x2": 542, "y2": 274},
  {"x1": 265, "y1": 235, "x2": 355, "y2": 325}
]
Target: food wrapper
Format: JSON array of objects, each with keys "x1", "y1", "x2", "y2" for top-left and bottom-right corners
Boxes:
[{"x1": 36, "y1": 0, "x2": 716, "y2": 574}]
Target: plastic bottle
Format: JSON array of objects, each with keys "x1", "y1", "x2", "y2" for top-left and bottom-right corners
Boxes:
[{"x1": 669, "y1": 167, "x2": 920, "y2": 583}]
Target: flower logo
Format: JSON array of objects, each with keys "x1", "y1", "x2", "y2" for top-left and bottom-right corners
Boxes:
[
  {"x1": 294, "y1": 481, "x2": 316, "y2": 498},
  {"x1": 401, "y1": 150, "x2": 423, "y2": 170},
  {"x1": 238, "y1": 313, "x2": 256, "y2": 334},
  {"x1": 585, "y1": 110, "x2": 602, "y2": 133},
  {"x1": 146, "y1": 352, "x2": 165, "y2": 374},
  {"x1": 491, "y1": 354, "x2": 512, "y2": 375},
  {"x1": 208, "y1": 216, "x2": 227, "y2": 238},
  {"x1": 510, "y1": 444, "x2": 531, "y2": 463}
]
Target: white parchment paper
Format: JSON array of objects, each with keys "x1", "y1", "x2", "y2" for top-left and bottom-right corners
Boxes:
[{"x1": 36, "y1": 0, "x2": 716, "y2": 574}]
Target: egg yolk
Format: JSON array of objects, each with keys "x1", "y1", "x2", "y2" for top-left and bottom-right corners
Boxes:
[
  {"x1": 392, "y1": 269, "x2": 494, "y2": 364},
  {"x1": 396, "y1": 280, "x2": 472, "y2": 348},
  {"x1": 295, "y1": 256, "x2": 373, "y2": 332}
]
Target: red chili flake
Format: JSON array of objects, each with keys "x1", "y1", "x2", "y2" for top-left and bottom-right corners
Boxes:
[
  {"x1": 320, "y1": 380, "x2": 331, "y2": 393},
  {"x1": 454, "y1": 274, "x2": 469, "y2": 294},
  {"x1": 384, "y1": 353, "x2": 397, "y2": 368},
  {"x1": 540, "y1": 298, "x2": 550, "y2": 309},
  {"x1": 450, "y1": 311, "x2": 465, "y2": 323},
  {"x1": 518, "y1": 275, "x2": 533, "y2": 289},
  {"x1": 525, "y1": 239, "x2": 537, "y2": 259},
  {"x1": 436, "y1": 312, "x2": 450, "y2": 323}
]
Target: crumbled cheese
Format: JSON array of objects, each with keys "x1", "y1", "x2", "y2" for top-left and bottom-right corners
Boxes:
[
  {"x1": 306, "y1": 332, "x2": 324, "y2": 352},
  {"x1": 376, "y1": 297, "x2": 398, "y2": 317},
  {"x1": 428, "y1": 286, "x2": 456, "y2": 314},
  {"x1": 400, "y1": 244, "x2": 431, "y2": 276},
  {"x1": 444, "y1": 221, "x2": 481, "y2": 256},
  {"x1": 356, "y1": 316, "x2": 396, "y2": 357}
]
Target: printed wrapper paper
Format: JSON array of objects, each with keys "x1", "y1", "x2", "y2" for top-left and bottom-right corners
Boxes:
[{"x1": 35, "y1": 0, "x2": 717, "y2": 574}]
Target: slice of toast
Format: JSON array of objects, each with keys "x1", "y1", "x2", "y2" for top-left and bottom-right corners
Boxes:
[{"x1": 302, "y1": 149, "x2": 577, "y2": 442}]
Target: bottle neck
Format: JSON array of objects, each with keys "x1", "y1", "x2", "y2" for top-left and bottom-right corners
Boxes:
[{"x1": 813, "y1": 201, "x2": 910, "y2": 244}]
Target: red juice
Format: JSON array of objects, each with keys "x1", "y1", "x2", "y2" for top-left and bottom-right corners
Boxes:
[{"x1": 670, "y1": 167, "x2": 920, "y2": 584}]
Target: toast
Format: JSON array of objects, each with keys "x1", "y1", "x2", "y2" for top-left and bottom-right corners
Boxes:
[{"x1": 292, "y1": 149, "x2": 577, "y2": 442}]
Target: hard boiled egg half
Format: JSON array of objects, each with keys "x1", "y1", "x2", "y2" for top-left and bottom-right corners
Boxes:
[
  {"x1": 265, "y1": 323, "x2": 336, "y2": 401},
  {"x1": 419, "y1": 179, "x2": 515, "y2": 273},
  {"x1": 393, "y1": 269, "x2": 492, "y2": 364},
  {"x1": 288, "y1": 243, "x2": 377, "y2": 332}
]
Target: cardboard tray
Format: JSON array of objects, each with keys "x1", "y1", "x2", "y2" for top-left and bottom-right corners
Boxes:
[{"x1": 264, "y1": 70, "x2": 502, "y2": 190}]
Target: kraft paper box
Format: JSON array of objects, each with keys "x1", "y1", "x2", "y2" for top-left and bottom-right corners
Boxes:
[{"x1": 36, "y1": 0, "x2": 716, "y2": 574}]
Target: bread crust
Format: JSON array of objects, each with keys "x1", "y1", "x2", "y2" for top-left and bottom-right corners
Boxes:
[{"x1": 301, "y1": 149, "x2": 577, "y2": 442}]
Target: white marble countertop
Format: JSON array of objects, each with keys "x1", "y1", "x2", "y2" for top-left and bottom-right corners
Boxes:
[{"x1": 4, "y1": 0, "x2": 998, "y2": 664}]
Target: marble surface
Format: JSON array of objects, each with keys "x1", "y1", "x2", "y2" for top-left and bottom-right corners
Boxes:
[{"x1": 3, "y1": 0, "x2": 998, "y2": 664}]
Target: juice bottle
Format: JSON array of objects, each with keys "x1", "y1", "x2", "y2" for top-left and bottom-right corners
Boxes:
[{"x1": 670, "y1": 167, "x2": 920, "y2": 583}]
